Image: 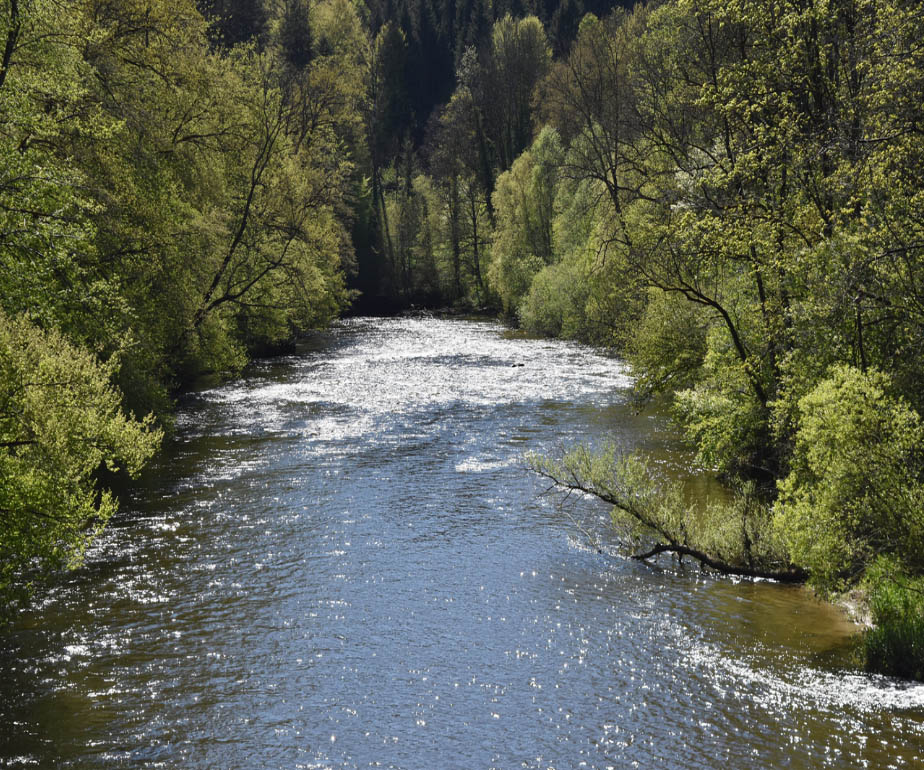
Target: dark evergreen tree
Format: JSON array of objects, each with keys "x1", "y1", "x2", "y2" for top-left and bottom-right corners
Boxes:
[{"x1": 196, "y1": 0, "x2": 269, "y2": 47}]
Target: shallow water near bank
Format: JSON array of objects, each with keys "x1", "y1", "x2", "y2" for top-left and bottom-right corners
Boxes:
[{"x1": 2, "y1": 316, "x2": 923, "y2": 769}]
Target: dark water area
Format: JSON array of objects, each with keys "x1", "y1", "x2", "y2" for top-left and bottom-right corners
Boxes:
[{"x1": 2, "y1": 317, "x2": 924, "y2": 769}]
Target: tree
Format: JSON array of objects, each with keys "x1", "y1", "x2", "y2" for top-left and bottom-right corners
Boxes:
[
  {"x1": 275, "y1": 0, "x2": 313, "y2": 69},
  {"x1": 488, "y1": 126, "x2": 562, "y2": 314},
  {"x1": 0, "y1": 312, "x2": 161, "y2": 612},
  {"x1": 68, "y1": 0, "x2": 359, "y2": 380},
  {"x1": 480, "y1": 15, "x2": 551, "y2": 170},
  {"x1": 0, "y1": 0, "x2": 123, "y2": 339},
  {"x1": 365, "y1": 20, "x2": 410, "y2": 296},
  {"x1": 774, "y1": 366, "x2": 924, "y2": 592},
  {"x1": 580, "y1": 0, "x2": 882, "y2": 478},
  {"x1": 197, "y1": 0, "x2": 269, "y2": 47},
  {"x1": 537, "y1": 10, "x2": 642, "y2": 222},
  {"x1": 422, "y1": 89, "x2": 494, "y2": 305},
  {"x1": 528, "y1": 445, "x2": 804, "y2": 582},
  {"x1": 184, "y1": 47, "x2": 354, "y2": 353}
]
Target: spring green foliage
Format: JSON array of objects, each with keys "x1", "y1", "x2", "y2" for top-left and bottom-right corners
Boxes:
[
  {"x1": 774, "y1": 366, "x2": 924, "y2": 592},
  {"x1": 517, "y1": 259, "x2": 591, "y2": 338},
  {"x1": 489, "y1": 126, "x2": 562, "y2": 314},
  {"x1": 0, "y1": 0, "x2": 362, "y2": 606},
  {"x1": 0, "y1": 313, "x2": 161, "y2": 610},
  {"x1": 1, "y1": 0, "x2": 362, "y2": 391},
  {"x1": 629, "y1": 290, "x2": 707, "y2": 400},
  {"x1": 4, "y1": 0, "x2": 924, "y2": 676},
  {"x1": 862, "y1": 558, "x2": 924, "y2": 681},
  {"x1": 673, "y1": 328, "x2": 768, "y2": 477},
  {"x1": 494, "y1": 0, "x2": 924, "y2": 676},
  {"x1": 527, "y1": 446, "x2": 796, "y2": 580}
]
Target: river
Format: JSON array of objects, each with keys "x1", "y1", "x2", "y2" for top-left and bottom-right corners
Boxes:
[{"x1": 2, "y1": 316, "x2": 923, "y2": 769}]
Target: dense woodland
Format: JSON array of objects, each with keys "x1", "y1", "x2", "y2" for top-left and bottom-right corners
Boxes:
[{"x1": 2, "y1": 0, "x2": 924, "y2": 678}]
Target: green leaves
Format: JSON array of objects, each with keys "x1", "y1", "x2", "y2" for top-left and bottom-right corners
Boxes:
[
  {"x1": 862, "y1": 556, "x2": 924, "y2": 680},
  {"x1": 0, "y1": 0, "x2": 364, "y2": 604},
  {"x1": 774, "y1": 366, "x2": 924, "y2": 592},
  {"x1": 0, "y1": 312, "x2": 161, "y2": 612},
  {"x1": 508, "y1": 1, "x2": 924, "y2": 632},
  {"x1": 489, "y1": 126, "x2": 563, "y2": 315},
  {"x1": 528, "y1": 445, "x2": 794, "y2": 578}
]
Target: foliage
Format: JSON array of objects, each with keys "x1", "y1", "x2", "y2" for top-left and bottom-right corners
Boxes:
[
  {"x1": 1, "y1": 0, "x2": 360, "y2": 387},
  {"x1": 481, "y1": 15, "x2": 552, "y2": 170},
  {"x1": 629, "y1": 289, "x2": 707, "y2": 400},
  {"x1": 862, "y1": 558, "x2": 924, "y2": 681},
  {"x1": 0, "y1": 0, "x2": 360, "y2": 599},
  {"x1": 518, "y1": 260, "x2": 590, "y2": 338},
  {"x1": 773, "y1": 366, "x2": 924, "y2": 593},
  {"x1": 489, "y1": 126, "x2": 563, "y2": 314},
  {"x1": 528, "y1": 445, "x2": 796, "y2": 579},
  {"x1": 673, "y1": 327, "x2": 770, "y2": 478},
  {"x1": 0, "y1": 0, "x2": 122, "y2": 342},
  {"x1": 506, "y1": 0, "x2": 924, "y2": 676},
  {"x1": 0, "y1": 313, "x2": 161, "y2": 612},
  {"x1": 529, "y1": 445, "x2": 688, "y2": 545}
]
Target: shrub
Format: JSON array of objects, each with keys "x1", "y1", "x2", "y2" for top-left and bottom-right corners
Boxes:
[
  {"x1": 518, "y1": 261, "x2": 590, "y2": 339},
  {"x1": 773, "y1": 365, "x2": 924, "y2": 593},
  {"x1": 0, "y1": 313, "x2": 162, "y2": 613},
  {"x1": 863, "y1": 558, "x2": 924, "y2": 681}
]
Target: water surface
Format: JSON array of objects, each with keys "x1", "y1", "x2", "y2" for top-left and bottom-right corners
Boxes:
[{"x1": 2, "y1": 317, "x2": 923, "y2": 769}]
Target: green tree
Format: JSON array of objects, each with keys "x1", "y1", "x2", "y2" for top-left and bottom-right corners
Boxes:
[
  {"x1": 528, "y1": 445, "x2": 801, "y2": 581},
  {"x1": 426, "y1": 82, "x2": 495, "y2": 305},
  {"x1": 0, "y1": 313, "x2": 161, "y2": 612},
  {"x1": 197, "y1": 0, "x2": 269, "y2": 47},
  {"x1": 365, "y1": 20, "x2": 409, "y2": 296},
  {"x1": 774, "y1": 366, "x2": 924, "y2": 592},
  {"x1": 67, "y1": 0, "x2": 359, "y2": 382},
  {"x1": 537, "y1": 10, "x2": 640, "y2": 221},
  {"x1": 488, "y1": 125, "x2": 563, "y2": 314},
  {"x1": 481, "y1": 15, "x2": 552, "y2": 171},
  {"x1": 0, "y1": 0, "x2": 124, "y2": 342}
]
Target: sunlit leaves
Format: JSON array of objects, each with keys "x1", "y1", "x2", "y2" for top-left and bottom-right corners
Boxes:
[
  {"x1": 0, "y1": 313, "x2": 161, "y2": 611},
  {"x1": 489, "y1": 126, "x2": 563, "y2": 314},
  {"x1": 774, "y1": 366, "x2": 924, "y2": 592}
]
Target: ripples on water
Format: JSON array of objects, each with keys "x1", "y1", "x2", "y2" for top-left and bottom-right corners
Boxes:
[{"x1": 2, "y1": 317, "x2": 924, "y2": 769}]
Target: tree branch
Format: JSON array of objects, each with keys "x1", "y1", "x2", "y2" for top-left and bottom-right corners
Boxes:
[{"x1": 630, "y1": 542, "x2": 807, "y2": 582}]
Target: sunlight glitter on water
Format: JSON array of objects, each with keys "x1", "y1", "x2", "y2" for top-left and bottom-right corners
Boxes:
[
  {"x1": 201, "y1": 318, "x2": 632, "y2": 432},
  {"x1": 3, "y1": 317, "x2": 924, "y2": 770}
]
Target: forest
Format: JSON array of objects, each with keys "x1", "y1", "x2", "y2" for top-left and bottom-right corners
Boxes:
[{"x1": 2, "y1": 0, "x2": 924, "y2": 680}]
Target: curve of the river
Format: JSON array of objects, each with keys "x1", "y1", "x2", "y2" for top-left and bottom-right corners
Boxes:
[{"x1": 2, "y1": 317, "x2": 924, "y2": 769}]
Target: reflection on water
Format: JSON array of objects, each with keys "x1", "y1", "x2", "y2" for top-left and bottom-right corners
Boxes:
[{"x1": 2, "y1": 317, "x2": 923, "y2": 769}]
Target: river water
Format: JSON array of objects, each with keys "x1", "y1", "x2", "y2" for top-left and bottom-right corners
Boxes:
[{"x1": 2, "y1": 317, "x2": 924, "y2": 769}]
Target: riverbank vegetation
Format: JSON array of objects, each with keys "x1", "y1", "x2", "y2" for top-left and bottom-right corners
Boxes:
[
  {"x1": 3, "y1": 0, "x2": 924, "y2": 680},
  {"x1": 0, "y1": 0, "x2": 363, "y2": 609},
  {"x1": 511, "y1": 0, "x2": 924, "y2": 680}
]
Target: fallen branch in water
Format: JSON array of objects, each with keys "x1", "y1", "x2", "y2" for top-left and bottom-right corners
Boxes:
[
  {"x1": 630, "y1": 542, "x2": 807, "y2": 583},
  {"x1": 527, "y1": 446, "x2": 807, "y2": 584}
]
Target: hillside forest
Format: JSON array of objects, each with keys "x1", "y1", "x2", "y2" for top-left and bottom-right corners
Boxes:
[{"x1": 2, "y1": 0, "x2": 924, "y2": 678}]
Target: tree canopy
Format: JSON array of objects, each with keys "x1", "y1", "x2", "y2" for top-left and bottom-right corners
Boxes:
[{"x1": 5, "y1": 0, "x2": 924, "y2": 679}]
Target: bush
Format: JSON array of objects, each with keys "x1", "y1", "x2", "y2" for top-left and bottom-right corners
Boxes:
[
  {"x1": 773, "y1": 365, "x2": 924, "y2": 593},
  {"x1": 863, "y1": 559, "x2": 924, "y2": 681},
  {"x1": 518, "y1": 261, "x2": 590, "y2": 339},
  {"x1": 528, "y1": 446, "x2": 793, "y2": 578},
  {"x1": 673, "y1": 326, "x2": 768, "y2": 476},
  {"x1": 628, "y1": 289, "x2": 707, "y2": 399},
  {"x1": 0, "y1": 313, "x2": 162, "y2": 613}
]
